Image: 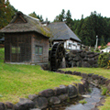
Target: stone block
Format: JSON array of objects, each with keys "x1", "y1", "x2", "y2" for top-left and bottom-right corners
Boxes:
[
  {"x1": 49, "y1": 96, "x2": 61, "y2": 105},
  {"x1": 39, "y1": 89, "x2": 54, "y2": 98},
  {"x1": 67, "y1": 85, "x2": 78, "y2": 98},
  {"x1": 54, "y1": 85, "x2": 67, "y2": 95},
  {"x1": 14, "y1": 98, "x2": 35, "y2": 110},
  {"x1": 58, "y1": 94, "x2": 68, "y2": 101},
  {"x1": 77, "y1": 83, "x2": 86, "y2": 95},
  {"x1": 33, "y1": 97, "x2": 48, "y2": 109},
  {"x1": 0, "y1": 102, "x2": 6, "y2": 110}
]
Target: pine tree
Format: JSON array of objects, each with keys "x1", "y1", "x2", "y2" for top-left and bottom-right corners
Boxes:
[
  {"x1": 54, "y1": 9, "x2": 65, "y2": 22},
  {"x1": 65, "y1": 10, "x2": 73, "y2": 29}
]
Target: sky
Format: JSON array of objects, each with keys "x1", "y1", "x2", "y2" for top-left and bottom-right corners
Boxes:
[{"x1": 9, "y1": 0, "x2": 110, "y2": 21}]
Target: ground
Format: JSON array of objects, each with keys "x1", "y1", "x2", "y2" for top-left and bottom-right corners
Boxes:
[
  {"x1": 0, "y1": 48, "x2": 110, "y2": 110},
  {"x1": 0, "y1": 48, "x2": 81, "y2": 103}
]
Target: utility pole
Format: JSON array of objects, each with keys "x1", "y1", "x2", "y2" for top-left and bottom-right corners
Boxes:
[{"x1": 95, "y1": 35, "x2": 98, "y2": 50}]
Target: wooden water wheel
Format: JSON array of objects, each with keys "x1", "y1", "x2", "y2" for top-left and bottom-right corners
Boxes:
[{"x1": 50, "y1": 42, "x2": 65, "y2": 71}]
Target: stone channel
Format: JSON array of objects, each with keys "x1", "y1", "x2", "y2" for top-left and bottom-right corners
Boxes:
[
  {"x1": 0, "y1": 70, "x2": 109, "y2": 110},
  {"x1": 48, "y1": 85, "x2": 103, "y2": 110}
]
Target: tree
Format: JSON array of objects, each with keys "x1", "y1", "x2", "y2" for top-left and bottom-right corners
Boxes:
[
  {"x1": 29, "y1": 12, "x2": 44, "y2": 22},
  {"x1": 0, "y1": 0, "x2": 17, "y2": 29},
  {"x1": 79, "y1": 17, "x2": 96, "y2": 46},
  {"x1": 65, "y1": 10, "x2": 73, "y2": 29},
  {"x1": 54, "y1": 9, "x2": 65, "y2": 22}
]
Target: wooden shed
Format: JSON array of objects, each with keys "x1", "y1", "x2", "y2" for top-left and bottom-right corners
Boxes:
[{"x1": 0, "y1": 12, "x2": 50, "y2": 64}]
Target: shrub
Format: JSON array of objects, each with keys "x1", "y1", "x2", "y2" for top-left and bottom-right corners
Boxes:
[{"x1": 98, "y1": 53, "x2": 110, "y2": 68}]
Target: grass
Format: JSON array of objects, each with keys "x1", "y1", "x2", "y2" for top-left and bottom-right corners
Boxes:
[
  {"x1": 61, "y1": 67, "x2": 110, "y2": 110},
  {"x1": 0, "y1": 48, "x2": 81, "y2": 103},
  {"x1": 62, "y1": 67, "x2": 110, "y2": 79},
  {"x1": 79, "y1": 99, "x2": 87, "y2": 104},
  {"x1": 101, "y1": 87, "x2": 108, "y2": 95}
]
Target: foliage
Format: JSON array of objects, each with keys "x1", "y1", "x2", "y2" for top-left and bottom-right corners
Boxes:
[
  {"x1": 98, "y1": 53, "x2": 110, "y2": 68},
  {"x1": 29, "y1": 11, "x2": 44, "y2": 22},
  {"x1": 72, "y1": 11, "x2": 110, "y2": 46},
  {"x1": 53, "y1": 9, "x2": 73, "y2": 29},
  {"x1": 0, "y1": 48, "x2": 81, "y2": 102},
  {"x1": 101, "y1": 86, "x2": 108, "y2": 95},
  {"x1": 79, "y1": 99, "x2": 87, "y2": 104},
  {"x1": 54, "y1": 9, "x2": 66, "y2": 22},
  {"x1": 0, "y1": 0, "x2": 17, "y2": 30},
  {"x1": 107, "y1": 60, "x2": 110, "y2": 69}
]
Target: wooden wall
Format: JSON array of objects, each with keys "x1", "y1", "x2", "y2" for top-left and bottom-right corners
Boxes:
[
  {"x1": 5, "y1": 33, "x2": 31, "y2": 63},
  {"x1": 5, "y1": 32, "x2": 49, "y2": 64},
  {"x1": 31, "y1": 33, "x2": 49, "y2": 64}
]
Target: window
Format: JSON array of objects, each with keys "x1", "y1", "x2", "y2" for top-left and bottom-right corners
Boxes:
[
  {"x1": 35, "y1": 46, "x2": 43, "y2": 55},
  {"x1": 12, "y1": 46, "x2": 20, "y2": 54}
]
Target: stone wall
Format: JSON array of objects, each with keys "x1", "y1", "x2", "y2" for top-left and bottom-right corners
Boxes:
[
  {"x1": 1, "y1": 69, "x2": 110, "y2": 110},
  {"x1": 65, "y1": 50, "x2": 100, "y2": 68}
]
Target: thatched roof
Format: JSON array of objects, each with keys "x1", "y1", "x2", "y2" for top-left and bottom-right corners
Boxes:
[
  {"x1": 0, "y1": 12, "x2": 50, "y2": 38},
  {"x1": 47, "y1": 22, "x2": 81, "y2": 42}
]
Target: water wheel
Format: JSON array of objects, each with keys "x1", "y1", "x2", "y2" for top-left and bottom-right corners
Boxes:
[{"x1": 50, "y1": 42, "x2": 65, "y2": 71}]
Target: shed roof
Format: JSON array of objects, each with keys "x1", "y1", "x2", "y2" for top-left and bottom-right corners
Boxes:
[
  {"x1": 0, "y1": 12, "x2": 50, "y2": 38},
  {"x1": 47, "y1": 22, "x2": 81, "y2": 42}
]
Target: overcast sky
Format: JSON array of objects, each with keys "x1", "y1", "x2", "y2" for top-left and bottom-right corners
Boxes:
[{"x1": 9, "y1": 0, "x2": 110, "y2": 21}]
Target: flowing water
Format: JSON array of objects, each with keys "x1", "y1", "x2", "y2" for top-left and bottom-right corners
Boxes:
[{"x1": 48, "y1": 86, "x2": 103, "y2": 110}]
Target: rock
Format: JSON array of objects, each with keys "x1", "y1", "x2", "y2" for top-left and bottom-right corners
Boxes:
[
  {"x1": 73, "y1": 56, "x2": 81, "y2": 61},
  {"x1": 88, "y1": 59, "x2": 95, "y2": 65},
  {"x1": 82, "y1": 95, "x2": 91, "y2": 98},
  {"x1": 58, "y1": 94, "x2": 68, "y2": 101},
  {"x1": 28, "y1": 94, "x2": 38, "y2": 101},
  {"x1": 80, "y1": 52, "x2": 86, "y2": 58},
  {"x1": 67, "y1": 85, "x2": 78, "y2": 98},
  {"x1": 0, "y1": 102, "x2": 5, "y2": 110},
  {"x1": 76, "y1": 61, "x2": 82, "y2": 67},
  {"x1": 54, "y1": 85, "x2": 67, "y2": 95},
  {"x1": 107, "y1": 83, "x2": 110, "y2": 92},
  {"x1": 92, "y1": 75, "x2": 99, "y2": 80},
  {"x1": 88, "y1": 73, "x2": 94, "y2": 77},
  {"x1": 33, "y1": 97, "x2": 48, "y2": 109},
  {"x1": 105, "y1": 80, "x2": 110, "y2": 86},
  {"x1": 81, "y1": 73, "x2": 88, "y2": 79},
  {"x1": 93, "y1": 64, "x2": 98, "y2": 68},
  {"x1": 49, "y1": 96, "x2": 61, "y2": 105},
  {"x1": 86, "y1": 52, "x2": 94, "y2": 55},
  {"x1": 72, "y1": 71, "x2": 81, "y2": 76},
  {"x1": 5, "y1": 102, "x2": 14, "y2": 109},
  {"x1": 65, "y1": 71, "x2": 72, "y2": 74},
  {"x1": 78, "y1": 83, "x2": 86, "y2": 95},
  {"x1": 82, "y1": 80, "x2": 89, "y2": 90},
  {"x1": 30, "y1": 108, "x2": 41, "y2": 110},
  {"x1": 83, "y1": 57, "x2": 88, "y2": 61},
  {"x1": 82, "y1": 61, "x2": 91, "y2": 67},
  {"x1": 39, "y1": 89, "x2": 54, "y2": 98},
  {"x1": 14, "y1": 98, "x2": 35, "y2": 110}
]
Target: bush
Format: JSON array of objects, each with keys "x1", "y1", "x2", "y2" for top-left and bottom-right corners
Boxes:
[{"x1": 98, "y1": 53, "x2": 110, "y2": 68}]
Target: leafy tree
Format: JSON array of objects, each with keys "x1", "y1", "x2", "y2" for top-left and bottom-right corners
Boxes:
[{"x1": 0, "y1": 0, "x2": 17, "y2": 38}]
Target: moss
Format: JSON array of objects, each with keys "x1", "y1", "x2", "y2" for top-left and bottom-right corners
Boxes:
[{"x1": 79, "y1": 99, "x2": 87, "y2": 104}]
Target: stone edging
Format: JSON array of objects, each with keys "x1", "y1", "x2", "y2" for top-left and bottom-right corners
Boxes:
[{"x1": 0, "y1": 70, "x2": 109, "y2": 110}]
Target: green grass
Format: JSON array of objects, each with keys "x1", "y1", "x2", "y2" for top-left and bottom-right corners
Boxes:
[
  {"x1": 79, "y1": 99, "x2": 87, "y2": 104},
  {"x1": 0, "y1": 48, "x2": 81, "y2": 103},
  {"x1": 62, "y1": 67, "x2": 110, "y2": 79},
  {"x1": 61, "y1": 67, "x2": 110, "y2": 110}
]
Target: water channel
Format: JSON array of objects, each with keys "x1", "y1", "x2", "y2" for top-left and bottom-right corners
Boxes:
[{"x1": 48, "y1": 85, "x2": 103, "y2": 110}]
